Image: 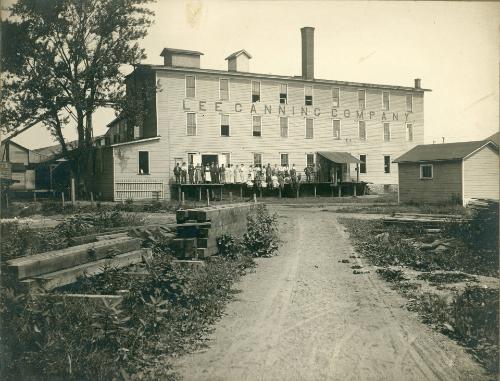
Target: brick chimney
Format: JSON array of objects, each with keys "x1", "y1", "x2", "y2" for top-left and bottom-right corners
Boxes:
[{"x1": 301, "y1": 27, "x2": 315, "y2": 80}]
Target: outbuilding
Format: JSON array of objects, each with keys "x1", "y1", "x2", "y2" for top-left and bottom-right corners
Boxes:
[{"x1": 394, "y1": 139, "x2": 499, "y2": 205}]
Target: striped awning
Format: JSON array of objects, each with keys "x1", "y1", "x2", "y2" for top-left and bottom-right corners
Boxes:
[{"x1": 317, "y1": 151, "x2": 361, "y2": 164}]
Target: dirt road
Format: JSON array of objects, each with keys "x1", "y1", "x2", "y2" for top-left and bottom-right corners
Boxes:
[{"x1": 173, "y1": 206, "x2": 488, "y2": 381}]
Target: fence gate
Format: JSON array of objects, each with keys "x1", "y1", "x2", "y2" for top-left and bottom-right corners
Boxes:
[{"x1": 114, "y1": 178, "x2": 164, "y2": 201}]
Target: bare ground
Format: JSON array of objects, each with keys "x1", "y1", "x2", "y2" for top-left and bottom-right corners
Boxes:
[{"x1": 173, "y1": 205, "x2": 488, "y2": 381}]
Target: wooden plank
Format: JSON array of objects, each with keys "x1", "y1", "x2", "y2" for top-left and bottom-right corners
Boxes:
[
  {"x1": 7, "y1": 237, "x2": 142, "y2": 280},
  {"x1": 22, "y1": 249, "x2": 152, "y2": 291}
]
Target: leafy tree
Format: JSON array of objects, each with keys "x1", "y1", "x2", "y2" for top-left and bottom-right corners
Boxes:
[{"x1": 1, "y1": 0, "x2": 155, "y2": 189}]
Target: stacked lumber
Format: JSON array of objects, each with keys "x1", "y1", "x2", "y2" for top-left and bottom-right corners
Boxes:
[
  {"x1": 382, "y1": 213, "x2": 464, "y2": 227},
  {"x1": 173, "y1": 202, "x2": 261, "y2": 259},
  {"x1": 6, "y1": 237, "x2": 151, "y2": 292}
]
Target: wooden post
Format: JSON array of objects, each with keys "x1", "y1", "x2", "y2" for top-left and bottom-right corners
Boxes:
[
  {"x1": 181, "y1": 191, "x2": 185, "y2": 205},
  {"x1": 62, "y1": 192, "x2": 65, "y2": 207},
  {"x1": 198, "y1": 187, "x2": 202, "y2": 201},
  {"x1": 279, "y1": 187, "x2": 282, "y2": 198},
  {"x1": 71, "y1": 178, "x2": 76, "y2": 204},
  {"x1": 240, "y1": 186, "x2": 243, "y2": 199},
  {"x1": 178, "y1": 186, "x2": 181, "y2": 202},
  {"x1": 220, "y1": 186, "x2": 223, "y2": 201},
  {"x1": 353, "y1": 184, "x2": 357, "y2": 197},
  {"x1": 90, "y1": 192, "x2": 94, "y2": 205},
  {"x1": 206, "y1": 189, "x2": 210, "y2": 206},
  {"x1": 331, "y1": 185, "x2": 334, "y2": 198},
  {"x1": 253, "y1": 193, "x2": 257, "y2": 203},
  {"x1": 296, "y1": 187, "x2": 299, "y2": 198},
  {"x1": 314, "y1": 185, "x2": 317, "y2": 198},
  {"x1": 338, "y1": 185, "x2": 342, "y2": 198},
  {"x1": 259, "y1": 188, "x2": 262, "y2": 198},
  {"x1": 5, "y1": 193, "x2": 9, "y2": 209},
  {"x1": 33, "y1": 191, "x2": 37, "y2": 202},
  {"x1": 229, "y1": 191, "x2": 233, "y2": 202},
  {"x1": 363, "y1": 184, "x2": 367, "y2": 196},
  {"x1": 356, "y1": 163, "x2": 360, "y2": 183}
]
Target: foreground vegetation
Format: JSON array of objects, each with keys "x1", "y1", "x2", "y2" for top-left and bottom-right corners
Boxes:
[
  {"x1": 0, "y1": 205, "x2": 280, "y2": 380},
  {"x1": 340, "y1": 206, "x2": 499, "y2": 375}
]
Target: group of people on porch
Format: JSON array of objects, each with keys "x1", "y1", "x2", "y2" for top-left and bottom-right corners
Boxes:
[{"x1": 173, "y1": 162, "x2": 342, "y2": 187}]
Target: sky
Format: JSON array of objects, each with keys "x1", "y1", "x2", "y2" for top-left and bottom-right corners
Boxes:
[{"x1": 5, "y1": 0, "x2": 500, "y2": 149}]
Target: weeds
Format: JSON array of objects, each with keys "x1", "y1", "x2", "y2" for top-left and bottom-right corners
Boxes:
[{"x1": 242, "y1": 204, "x2": 281, "y2": 257}]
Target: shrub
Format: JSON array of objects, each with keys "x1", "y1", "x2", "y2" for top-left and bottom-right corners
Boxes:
[
  {"x1": 242, "y1": 204, "x2": 281, "y2": 257},
  {"x1": 216, "y1": 234, "x2": 242, "y2": 259}
]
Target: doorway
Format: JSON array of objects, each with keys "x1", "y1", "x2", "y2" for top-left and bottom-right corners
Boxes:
[{"x1": 202, "y1": 154, "x2": 218, "y2": 167}]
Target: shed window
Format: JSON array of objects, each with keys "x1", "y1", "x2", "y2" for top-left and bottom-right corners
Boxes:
[
  {"x1": 305, "y1": 118, "x2": 314, "y2": 139},
  {"x1": 186, "y1": 75, "x2": 195, "y2": 98},
  {"x1": 358, "y1": 121, "x2": 366, "y2": 140},
  {"x1": 254, "y1": 153, "x2": 262, "y2": 168},
  {"x1": 280, "y1": 117, "x2": 288, "y2": 137},
  {"x1": 333, "y1": 119, "x2": 341, "y2": 140},
  {"x1": 220, "y1": 79, "x2": 229, "y2": 101},
  {"x1": 280, "y1": 153, "x2": 289, "y2": 167},
  {"x1": 332, "y1": 88, "x2": 340, "y2": 107},
  {"x1": 420, "y1": 164, "x2": 433, "y2": 179},
  {"x1": 279, "y1": 84, "x2": 287, "y2": 104},
  {"x1": 186, "y1": 112, "x2": 197, "y2": 136},
  {"x1": 305, "y1": 85, "x2": 313, "y2": 106},
  {"x1": 252, "y1": 115, "x2": 262, "y2": 137},
  {"x1": 383, "y1": 123, "x2": 391, "y2": 142},
  {"x1": 138, "y1": 151, "x2": 149, "y2": 175},
  {"x1": 406, "y1": 123, "x2": 413, "y2": 141},
  {"x1": 382, "y1": 92, "x2": 390, "y2": 110},
  {"x1": 358, "y1": 90, "x2": 366, "y2": 109},
  {"x1": 221, "y1": 114, "x2": 230, "y2": 137},
  {"x1": 384, "y1": 155, "x2": 391, "y2": 173},
  {"x1": 406, "y1": 94, "x2": 413, "y2": 112},
  {"x1": 252, "y1": 81, "x2": 260, "y2": 102},
  {"x1": 360, "y1": 154, "x2": 367, "y2": 174}
]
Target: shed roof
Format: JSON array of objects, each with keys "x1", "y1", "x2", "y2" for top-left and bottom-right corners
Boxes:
[
  {"x1": 160, "y1": 48, "x2": 204, "y2": 57},
  {"x1": 393, "y1": 141, "x2": 498, "y2": 163},
  {"x1": 317, "y1": 151, "x2": 361, "y2": 164},
  {"x1": 225, "y1": 49, "x2": 253, "y2": 60}
]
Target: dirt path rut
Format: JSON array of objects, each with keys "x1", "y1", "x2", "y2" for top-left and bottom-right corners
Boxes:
[{"x1": 173, "y1": 206, "x2": 488, "y2": 381}]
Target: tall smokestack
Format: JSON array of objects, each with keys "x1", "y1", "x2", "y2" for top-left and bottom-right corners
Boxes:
[{"x1": 301, "y1": 27, "x2": 315, "y2": 80}]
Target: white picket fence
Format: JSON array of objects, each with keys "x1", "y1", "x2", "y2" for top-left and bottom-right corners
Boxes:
[{"x1": 114, "y1": 178, "x2": 164, "y2": 201}]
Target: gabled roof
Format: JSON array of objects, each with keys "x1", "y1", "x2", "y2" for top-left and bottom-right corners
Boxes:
[
  {"x1": 225, "y1": 49, "x2": 252, "y2": 60},
  {"x1": 394, "y1": 140, "x2": 498, "y2": 163},
  {"x1": 486, "y1": 131, "x2": 499, "y2": 146},
  {"x1": 160, "y1": 48, "x2": 204, "y2": 57},
  {"x1": 317, "y1": 151, "x2": 361, "y2": 164}
]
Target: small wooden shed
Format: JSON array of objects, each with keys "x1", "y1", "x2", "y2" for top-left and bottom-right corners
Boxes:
[{"x1": 394, "y1": 139, "x2": 499, "y2": 205}]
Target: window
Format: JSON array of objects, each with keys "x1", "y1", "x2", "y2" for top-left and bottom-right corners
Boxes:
[
  {"x1": 186, "y1": 75, "x2": 195, "y2": 98},
  {"x1": 220, "y1": 79, "x2": 229, "y2": 101},
  {"x1": 279, "y1": 84, "x2": 287, "y2": 104},
  {"x1": 306, "y1": 153, "x2": 315, "y2": 167},
  {"x1": 305, "y1": 85, "x2": 313, "y2": 105},
  {"x1": 420, "y1": 164, "x2": 433, "y2": 179},
  {"x1": 406, "y1": 123, "x2": 414, "y2": 141},
  {"x1": 138, "y1": 151, "x2": 149, "y2": 174},
  {"x1": 280, "y1": 153, "x2": 289, "y2": 167},
  {"x1": 186, "y1": 112, "x2": 197, "y2": 136},
  {"x1": 187, "y1": 153, "x2": 197, "y2": 165},
  {"x1": 359, "y1": 154, "x2": 367, "y2": 174},
  {"x1": 220, "y1": 114, "x2": 230, "y2": 137},
  {"x1": 333, "y1": 119, "x2": 341, "y2": 140},
  {"x1": 384, "y1": 155, "x2": 391, "y2": 173},
  {"x1": 406, "y1": 94, "x2": 413, "y2": 112},
  {"x1": 280, "y1": 117, "x2": 288, "y2": 137},
  {"x1": 252, "y1": 81, "x2": 260, "y2": 102},
  {"x1": 358, "y1": 90, "x2": 366, "y2": 109},
  {"x1": 305, "y1": 118, "x2": 314, "y2": 139},
  {"x1": 382, "y1": 91, "x2": 390, "y2": 110},
  {"x1": 252, "y1": 115, "x2": 262, "y2": 137},
  {"x1": 358, "y1": 121, "x2": 366, "y2": 140},
  {"x1": 383, "y1": 122, "x2": 391, "y2": 142},
  {"x1": 254, "y1": 153, "x2": 262, "y2": 167},
  {"x1": 332, "y1": 88, "x2": 340, "y2": 107}
]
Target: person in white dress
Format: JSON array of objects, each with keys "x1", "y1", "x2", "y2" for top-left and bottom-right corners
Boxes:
[
  {"x1": 240, "y1": 164, "x2": 248, "y2": 185},
  {"x1": 226, "y1": 164, "x2": 233, "y2": 183},
  {"x1": 204, "y1": 165, "x2": 212, "y2": 183}
]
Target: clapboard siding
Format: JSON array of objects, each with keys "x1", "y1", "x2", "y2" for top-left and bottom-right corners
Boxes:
[
  {"x1": 112, "y1": 138, "x2": 170, "y2": 200},
  {"x1": 463, "y1": 145, "x2": 499, "y2": 201},
  {"x1": 156, "y1": 69, "x2": 424, "y2": 189},
  {"x1": 398, "y1": 161, "x2": 462, "y2": 204}
]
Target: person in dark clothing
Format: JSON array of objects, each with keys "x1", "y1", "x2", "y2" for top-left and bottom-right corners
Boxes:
[
  {"x1": 188, "y1": 163, "x2": 195, "y2": 184},
  {"x1": 304, "y1": 166, "x2": 312, "y2": 182},
  {"x1": 210, "y1": 163, "x2": 216, "y2": 184},
  {"x1": 265, "y1": 163, "x2": 272, "y2": 188},
  {"x1": 173, "y1": 163, "x2": 181, "y2": 183},
  {"x1": 290, "y1": 164, "x2": 297, "y2": 184},
  {"x1": 214, "y1": 163, "x2": 220, "y2": 184}
]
